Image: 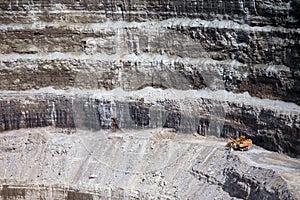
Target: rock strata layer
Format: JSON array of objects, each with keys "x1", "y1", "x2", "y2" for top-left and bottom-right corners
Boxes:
[
  {"x1": 1, "y1": 89, "x2": 299, "y2": 157},
  {"x1": 0, "y1": 0, "x2": 299, "y2": 104}
]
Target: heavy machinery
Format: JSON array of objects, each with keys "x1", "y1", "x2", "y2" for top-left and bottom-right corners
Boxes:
[{"x1": 226, "y1": 135, "x2": 252, "y2": 151}]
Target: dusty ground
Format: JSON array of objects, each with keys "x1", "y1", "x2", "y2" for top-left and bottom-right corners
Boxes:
[{"x1": 0, "y1": 127, "x2": 299, "y2": 199}]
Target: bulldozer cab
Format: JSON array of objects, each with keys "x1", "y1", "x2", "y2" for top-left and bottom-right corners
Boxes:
[{"x1": 226, "y1": 135, "x2": 252, "y2": 151}]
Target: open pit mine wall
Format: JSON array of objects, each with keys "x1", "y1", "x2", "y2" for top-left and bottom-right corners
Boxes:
[
  {"x1": 0, "y1": 0, "x2": 299, "y2": 104},
  {"x1": 0, "y1": 94, "x2": 299, "y2": 158},
  {"x1": 0, "y1": 1, "x2": 299, "y2": 156}
]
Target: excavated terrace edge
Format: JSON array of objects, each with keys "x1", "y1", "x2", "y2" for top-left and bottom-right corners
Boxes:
[
  {"x1": 1, "y1": 18, "x2": 299, "y2": 33},
  {"x1": 0, "y1": 87, "x2": 299, "y2": 114}
]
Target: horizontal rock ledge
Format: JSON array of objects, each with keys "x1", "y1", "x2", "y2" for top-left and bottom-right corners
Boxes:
[
  {"x1": 1, "y1": 53, "x2": 298, "y2": 105},
  {"x1": 0, "y1": 0, "x2": 298, "y2": 27},
  {"x1": 0, "y1": 88, "x2": 299, "y2": 157}
]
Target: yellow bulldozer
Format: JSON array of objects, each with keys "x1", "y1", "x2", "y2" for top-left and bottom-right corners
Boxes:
[{"x1": 226, "y1": 135, "x2": 252, "y2": 151}]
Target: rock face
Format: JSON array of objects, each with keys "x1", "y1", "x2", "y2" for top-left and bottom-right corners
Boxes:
[
  {"x1": 1, "y1": 90, "x2": 299, "y2": 158},
  {"x1": 0, "y1": 0, "x2": 299, "y2": 104},
  {"x1": 0, "y1": 0, "x2": 300, "y2": 199}
]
